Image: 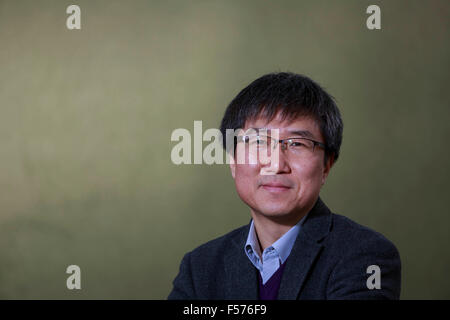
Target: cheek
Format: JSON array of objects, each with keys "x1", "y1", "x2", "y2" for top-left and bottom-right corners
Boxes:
[
  {"x1": 234, "y1": 144, "x2": 257, "y2": 165},
  {"x1": 234, "y1": 164, "x2": 259, "y2": 195},
  {"x1": 294, "y1": 162, "x2": 324, "y2": 191},
  {"x1": 234, "y1": 164, "x2": 259, "y2": 182}
]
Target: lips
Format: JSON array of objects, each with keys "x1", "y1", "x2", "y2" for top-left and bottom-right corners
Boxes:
[
  {"x1": 260, "y1": 183, "x2": 291, "y2": 192},
  {"x1": 262, "y1": 183, "x2": 290, "y2": 188}
]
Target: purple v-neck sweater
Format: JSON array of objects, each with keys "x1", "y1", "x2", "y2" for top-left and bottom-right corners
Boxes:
[{"x1": 258, "y1": 259, "x2": 288, "y2": 300}]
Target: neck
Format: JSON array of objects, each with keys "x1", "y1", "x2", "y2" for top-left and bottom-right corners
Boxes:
[{"x1": 250, "y1": 209, "x2": 309, "y2": 252}]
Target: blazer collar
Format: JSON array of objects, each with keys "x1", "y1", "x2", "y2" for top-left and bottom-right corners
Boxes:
[
  {"x1": 298, "y1": 196, "x2": 332, "y2": 243},
  {"x1": 226, "y1": 223, "x2": 259, "y2": 299},
  {"x1": 228, "y1": 196, "x2": 332, "y2": 300},
  {"x1": 277, "y1": 197, "x2": 332, "y2": 299}
]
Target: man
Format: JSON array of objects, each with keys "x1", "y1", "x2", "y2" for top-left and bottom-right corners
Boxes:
[{"x1": 168, "y1": 72, "x2": 401, "y2": 300}]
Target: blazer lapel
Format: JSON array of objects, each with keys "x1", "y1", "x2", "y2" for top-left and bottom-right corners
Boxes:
[
  {"x1": 277, "y1": 197, "x2": 332, "y2": 300},
  {"x1": 224, "y1": 223, "x2": 259, "y2": 299}
]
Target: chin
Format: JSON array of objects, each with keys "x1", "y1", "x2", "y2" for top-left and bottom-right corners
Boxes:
[{"x1": 256, "y1": 205, "x2": 294, "y2": 217}]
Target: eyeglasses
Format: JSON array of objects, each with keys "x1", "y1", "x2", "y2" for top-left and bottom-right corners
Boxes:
[{"x1": 236, "y1": 134, "x2": 326, "y2": 157}]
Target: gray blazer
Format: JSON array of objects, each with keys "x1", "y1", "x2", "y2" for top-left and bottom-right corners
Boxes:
[{"x1": 168, "y1": 197, "x2": 401, "y2": 300}]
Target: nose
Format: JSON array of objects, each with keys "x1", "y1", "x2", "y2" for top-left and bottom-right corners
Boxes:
[{"x1": 260, "y1": 141, "x2": 291, "y2": 176}]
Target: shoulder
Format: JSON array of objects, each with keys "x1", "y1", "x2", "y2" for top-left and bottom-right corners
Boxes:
[
  {"x1": 327, "y1": 213, "x2": 400, "y2": 261},
  {"x1": 323, "y1": 213, "x2": 401, "y2": 299},
  {"x1": 331, "y1": 213, "x2": 397, "y2": 244},
  {"x1": 187, "y1": 224, "x2": 249, "y2": 260}
]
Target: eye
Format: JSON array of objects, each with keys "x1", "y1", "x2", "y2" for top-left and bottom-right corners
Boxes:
[
  {"x1": 290, "y1": 141, "x2": 306, "y2": 147},
  {"x1": 248, "y1": 136, "x2": 268, "y2": 146},
  {"x1": 256, "y1": 138, "x2": 267, "y2": 145}
]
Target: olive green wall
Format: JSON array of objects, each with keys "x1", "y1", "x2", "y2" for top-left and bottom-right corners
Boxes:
[{"x1": 0, "y1": 0, "x2": 448, "y2": 299}]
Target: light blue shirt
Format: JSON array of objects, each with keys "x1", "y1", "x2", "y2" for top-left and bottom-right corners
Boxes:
[{"x1": 244, "y1": 214, "x2": 308, "y2": 284}]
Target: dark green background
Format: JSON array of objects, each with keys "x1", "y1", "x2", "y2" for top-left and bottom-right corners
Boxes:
[{"x1": 0, "y1": 0, "x2": 448, "y2": 299}]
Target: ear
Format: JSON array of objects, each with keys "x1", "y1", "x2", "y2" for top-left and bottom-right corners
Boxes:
[
  {"x1": 321, "y1": 153, "x2": 335, "y2": 185},
  {"x1": 229, "y1": 153, "x2": 236, "y2": 179}
]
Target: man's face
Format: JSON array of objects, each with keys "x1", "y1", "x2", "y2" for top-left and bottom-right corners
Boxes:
[{"x1": 230, "y1": 114, "x2": 334, "y2": 223}]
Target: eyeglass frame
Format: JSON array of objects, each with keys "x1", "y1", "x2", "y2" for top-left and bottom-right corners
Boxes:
[{"x1": 235, "y1": 134, "x2": 327, "y2": 153}]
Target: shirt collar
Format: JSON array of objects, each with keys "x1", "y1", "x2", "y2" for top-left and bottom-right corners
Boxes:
[
  {"x1": 245, "y1": 220, "x2": 262, "y2": 262},
  {"x1": 245, "y1": 212, "x2": 309, "y2": 264}
]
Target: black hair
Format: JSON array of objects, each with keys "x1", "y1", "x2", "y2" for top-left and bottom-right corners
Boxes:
[{"x1": 219, "y1": 72, "x2": 343, "y2": 164}]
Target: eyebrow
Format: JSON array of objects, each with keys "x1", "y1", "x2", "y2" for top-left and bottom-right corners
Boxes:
[
  {"x1": 286, "y1": 130, "x2": 315, "y2": 139},
  {"x1": 249, "y1": 128, "x2": 315, "y2": 139}
]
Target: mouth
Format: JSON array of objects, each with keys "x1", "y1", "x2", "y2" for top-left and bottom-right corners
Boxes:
[{"x1": 260, "y1": 184, "x2": 291, "y2": 193}]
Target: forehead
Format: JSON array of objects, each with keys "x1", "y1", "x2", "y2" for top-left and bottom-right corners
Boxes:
[{"x1": 243, "y1": 114, "x2": 323, "y2": 139}]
